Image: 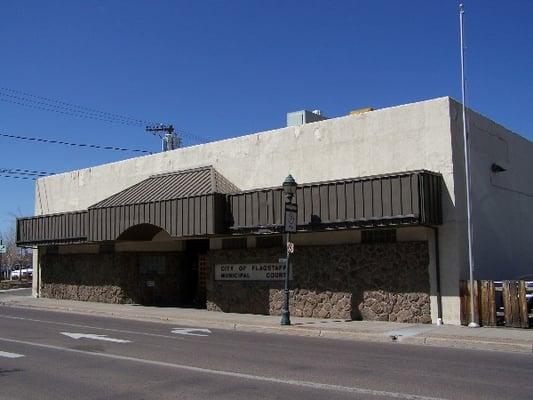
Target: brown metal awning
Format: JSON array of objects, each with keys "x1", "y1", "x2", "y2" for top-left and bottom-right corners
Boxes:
[
  {"x1": 17, "y1": 210, "x2": 88, "y2": 246},
  {"x1": 87, "y1": 167, "x2": 237, "y2": 241},
  {"x1": 227, "y1": 170, "x2": 442, "y2": 233},
  {"x1": 16, "y1": 169, "x2": 443, "y2": 246},
  {"x1": 17, "y1": 166, "x2": 238, "y2": 246}
]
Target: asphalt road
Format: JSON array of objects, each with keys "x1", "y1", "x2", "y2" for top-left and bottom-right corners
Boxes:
[{"x1": 0, "y1": 305, "x2": 532, "y2": 400}]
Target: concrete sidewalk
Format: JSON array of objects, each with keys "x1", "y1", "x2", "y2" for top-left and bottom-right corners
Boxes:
[{"x1": 1, "y1": 291, "x2": 532, "y2": 354}]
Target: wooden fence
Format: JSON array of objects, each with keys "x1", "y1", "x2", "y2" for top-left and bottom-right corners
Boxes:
[{"x1": 460, "y1": 280, "x2": 532, "y2": 328}]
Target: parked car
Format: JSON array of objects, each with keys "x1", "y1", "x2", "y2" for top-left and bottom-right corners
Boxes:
[{"x1": 10, "y1": 267, "x2": 33, "y2": 280}]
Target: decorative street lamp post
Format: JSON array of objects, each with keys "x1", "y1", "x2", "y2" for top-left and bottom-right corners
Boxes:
[{"x1": 281, "y1": 174, "x2": 297, "y2": 326}]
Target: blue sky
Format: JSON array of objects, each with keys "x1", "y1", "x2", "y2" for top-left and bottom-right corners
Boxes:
[{"x1": 0, "y1": 0, "x2": 532, "y2": 234}]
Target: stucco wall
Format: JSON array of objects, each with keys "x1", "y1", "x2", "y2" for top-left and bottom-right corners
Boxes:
[
  {"x1": 206, "y1": 242, "x2": 431, "y2": 323},
  {"x1": 34, "y1": 97, "x2": 455, "y2": 214},
  {"x1": 449, "y1": 100, "x2": 533, "y2": 281}
]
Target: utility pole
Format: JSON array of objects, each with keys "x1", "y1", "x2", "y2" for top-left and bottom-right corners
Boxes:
[{"x1": 145, "y1": 124, "x2": 181, "y2": 152}]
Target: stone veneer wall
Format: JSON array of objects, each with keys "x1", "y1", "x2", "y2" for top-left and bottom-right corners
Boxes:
[
  {"x1": 206, "y1": 242, "x2": 431, "y2": 323},
  {"x1": 40, "y1": 252, "x2": 185, "y2": 305}
]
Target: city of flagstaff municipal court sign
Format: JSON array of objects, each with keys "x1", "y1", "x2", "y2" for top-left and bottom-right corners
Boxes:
[
  {"x1": 284, "y1": 203, "x2": 298, "y2": 233},
  {"x1": 215, "y1": 263, "x2": 293, "y2": 281}
]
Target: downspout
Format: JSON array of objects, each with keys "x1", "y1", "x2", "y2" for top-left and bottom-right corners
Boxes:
[{"x1": 431, "y1": 226, "x2": 443, "y2": 324}]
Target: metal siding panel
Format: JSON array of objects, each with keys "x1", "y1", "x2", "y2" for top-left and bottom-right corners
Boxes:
[
  {"x1": 93, "y1": 210, "x2": 98, "y2": 241},
  {"x1": 329, "y1": 184, "x2": 337, "y2": 222},
  {"x1": 148, "y1": 202, "x2": 155, "y2": 225},
  {"x1": 391, "y1": 176, "x2": 402, "y2": 216},
  {"x1": 119, "y1": 206, "x2": 125, "y2": 237},
  {"x1": 106, "y1": 208, "x2": 111, "y2": 240},
  {"x1": 400, "y1": 176, "x2": 412, "y2": 215},
  {"x1": 176, "y1": 199, "x2": 183, "y2": 236},
  {"x1": 337, "y1": 183, "x2": 346, "y2": 221},
  {"x1": 302, "y1": 186, "x2": 311, "y2": 224},
  {"x1": 92, "y1": 210, "x2": 98, "y2": 241},
  {"x1": 58, "y1": 215, "x2": 62, "y2": 239},
  {"x1": 319, "y1": 185, "x2": 328, "y2": 222},
  {"x1": 372, "y1": 179, "x2": 382, "y2": 218},
  {"x1": 411, "y1": 174, "x2": 420, "y2": 216},
  {"x1": 169, "y1": 200, "x2": 176, "y2": 236},
  {"x1": 163, "y1": 201, "x2": 170, "y2": 233},
  {"x1": 267, "y1": 191, "x2": 274, "y2": 225},
  {"x1": 363, "y1": 180, "x2": 373, "y2": 219},
  {"x1": 66, "y1": 214, "x2": 70, "y2": 238},
  {"x1": 102, "y1": 208, "x2": 107, "y2": 240},
  {"x1": 194, "y1": 197, "x2": 201, "y2": 235},
  {"x1": 381, "y1": 177, "x2": 392, "y2": 218},
  {"x1": 258, "y1": 191, "x2": 267, "y2": 226},
  {"x1": 238, "y1": 195, "x2": 245, "y2": 227},
  {"x1": 206, "y1": 195, "x2": 214, "y2": 234},
  {"x1": 250, "y1": 192, "x2": 257, "y2": 226},
  {"x1": 296, "y1": 188, "x2": 304, "y2": 225},
  {"x1": 311, "y1": 186, "x2": 320, "y2": 222},
  {"x1": 419, "y1": 174, "x2": 427, "y2": 223},
  {"x1": 274, "y1": 190, "x2": 283, "y2": 225},
  {"x1": 434, "y1": 174, "x2": 442, "y2": 224},
  {"x1": 354, "y1": 181, "x2": 364, "y2": 219},
  {"x1": 182, "y1": 198, "x2": 189, "y2": 235},
  {"x1": 155, "y1": 201, "x2": 161, "y2": 228},
  {"x1": 228, "y1": 197, "x2": 235, "y2": 228},
  {"x1": 245, "y1": 193, "x2": 253, "y2": 227}
]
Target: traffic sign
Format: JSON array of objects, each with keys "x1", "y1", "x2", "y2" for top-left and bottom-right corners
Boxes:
[
  {"x1": 0, "y1": 245, "x2": 6, "y2": 254},
  {"x1": 287, "y1": 242, "x2": 294, "y2": 254},
  {"x1": 284, "y1": 203, "x2": 298, "y2": 233}
]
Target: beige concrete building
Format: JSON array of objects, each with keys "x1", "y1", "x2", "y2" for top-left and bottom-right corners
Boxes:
[{"x1": 16, "y1": 97, "x2": 533, "y2": 325}]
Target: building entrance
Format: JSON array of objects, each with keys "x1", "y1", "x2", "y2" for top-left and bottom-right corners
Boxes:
[{"x1": 183, "y1": 239, "x2": 209, "y2": 308}]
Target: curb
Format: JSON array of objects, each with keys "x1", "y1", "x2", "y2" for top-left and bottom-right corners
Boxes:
[{"x1": 1, "y1": 300, "x2": 532, "y2": 354}]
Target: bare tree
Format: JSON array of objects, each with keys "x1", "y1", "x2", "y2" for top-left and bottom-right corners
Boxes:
[{"x1": 0, "y1": 222, "x2": 32, "y2": 280}]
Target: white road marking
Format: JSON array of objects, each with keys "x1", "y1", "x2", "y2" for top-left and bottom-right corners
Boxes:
[
  {"x1": 0, "y1": 314, "x2": 184, "y2": 340},
  {"x1": 0, "y1": 350, "x2": 24, "y2": 358},
  {"x1": 0, "y1": 337, "x2": 446, "y2": 400},
  {"x1": 0, "y1": 288, "x2": 31, "y2": 293},
  {"x1": 171, "y1": 327, "x2": 211, "y2": 337},
  {"x1": 60, "y1": 332, "x2": 131, "y2": 343}
]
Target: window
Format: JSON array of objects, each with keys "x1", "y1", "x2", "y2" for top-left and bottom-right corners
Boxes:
[{"x1": 139, "y1": 255, "x2": 166, "y2": 274}]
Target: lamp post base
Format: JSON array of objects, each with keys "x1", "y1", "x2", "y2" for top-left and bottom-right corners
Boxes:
[{"x1": 280, "y1": 310, "x2": 291, "y2": 326}]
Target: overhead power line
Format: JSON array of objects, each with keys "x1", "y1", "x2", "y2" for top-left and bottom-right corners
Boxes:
[
  {"x1": 0, "y1": 167, "x2": 54, "y2": 181},
  {"x1": 0, "y1": 86, "x2": 213, "y2": 145},
  {"x1": 0, "y1": 95, "x2": 146, "y2": 127},
  {"x1": 0, "y1": 168, "x2": 52, "y2": 176},
  {"x1": 0, "y1": 87, "x2": 151, "y2": 126},
  {"x1": 0, "y1": 132, "x2": 153, "y2": 154},
  {"x1": 0, "y1": 174, "x2": 37, "y2": 181}
]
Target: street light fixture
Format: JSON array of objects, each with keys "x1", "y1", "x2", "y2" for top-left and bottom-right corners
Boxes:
[{"x1": 281, "y1": 174, "x2": 297, "y2": 326}]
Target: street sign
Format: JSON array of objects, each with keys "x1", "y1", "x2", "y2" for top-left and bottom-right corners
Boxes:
[
  {"x1": 287, "y1": 242, "x2": 294, "y2": 254},
  {"x1": 284, "y1": 203, "x2": 298, "y2": 233},
  {"x1": 0, "y1": 245, "x2": 6, "y2": 254}
]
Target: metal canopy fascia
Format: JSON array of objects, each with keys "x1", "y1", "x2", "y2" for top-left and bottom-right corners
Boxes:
[
  {"x1": 16, "y1": 170, "x2": 443, "y2": 246},
  {"x1": 226, "y1": 170, "x2": 443, "y2": 234}
]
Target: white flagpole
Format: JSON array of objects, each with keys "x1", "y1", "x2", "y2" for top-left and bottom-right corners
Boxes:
[{"x1": 460, "y1": 3, "x2": 479, "y2": 328}]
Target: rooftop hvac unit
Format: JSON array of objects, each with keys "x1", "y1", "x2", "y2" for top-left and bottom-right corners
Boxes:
[{"x1": 286, "y1": 110, "x2": 327, "y2": 127}]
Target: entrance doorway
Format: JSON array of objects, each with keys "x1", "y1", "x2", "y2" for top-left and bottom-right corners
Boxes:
[{"x1": 183, "y1": 239, "x2": 209, "y2": 308}]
